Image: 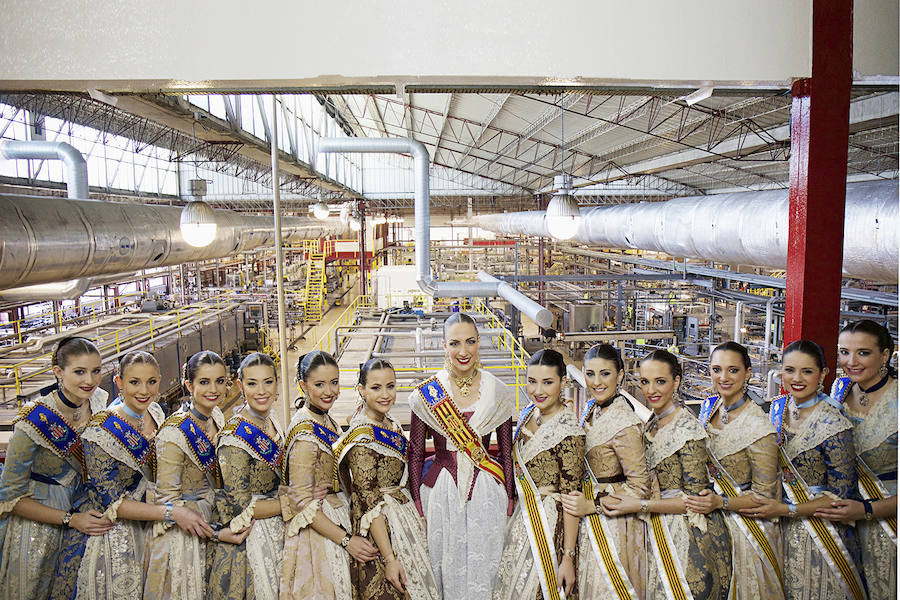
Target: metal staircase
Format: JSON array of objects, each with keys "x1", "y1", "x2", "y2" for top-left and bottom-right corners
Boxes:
[{"x1": 304, "y1": 250, "x2": 326, "y2": 322}]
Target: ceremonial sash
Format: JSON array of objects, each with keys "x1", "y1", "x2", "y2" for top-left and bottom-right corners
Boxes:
[
  {"x1": 581, "y1": 461, "x2": 638, "y2": 600},
  {"x1": 778, "y1": 447, "x2": 867, "y2": 600},
  {"x1": 97, "y1": 412, "x2": 155, "y2": 479},
  {"x1": 646, "y1": 512, "x2": 694, "y2": 600},
  {"x1": 333, "y1": 423, "x2": 408, "y2": 492},
  {"x1": 768, "y1": 394, "x2": 788, "y2": 441},
  {"x1": 856, "y1": 456, "x2": 897, "y2": 541},
  {"x1": 15, "y1": 402, "x2": 85, "y2": 476},
  {"x1": 417, "y1": 376, "x2": 505, "y2": 486},
  {"x1": 177, "y1": 416, "x2": 217, "y2": 473},
  {"x1": 283, "y1": 419, "x2": 339, "y2": 482},
  {"x1": 513, "y1": 440, "x2": 562, "y2": 600},
  {"x1": 831, "y1": 377, "x2": 852, "y2": 403},
  {"x1": 228, "y1": 419, "x2": 283, "y2": 473}
]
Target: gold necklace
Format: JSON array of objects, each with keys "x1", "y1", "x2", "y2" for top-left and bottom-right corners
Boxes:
[{"x1": 453, "y1": 373, "x2": 476, "y2": 397}]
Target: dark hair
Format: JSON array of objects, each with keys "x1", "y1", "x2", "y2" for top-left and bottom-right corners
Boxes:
[
  {"x1": 584, "y1": 343, "x2": 624, "y2": 372},
  {"x1": 296, "y1": 351, "x2": 338, "y2": 408},
  {"x1": 641, "y1": 349, "x2": 682, "y2": 380},
  {"x1": 527, "y1": 349, "x2": 567, "y2": 379},
  {"x1": 52, "y1": 336, "x2": 99, "y2": 368},
  {"x1": 783, "y1": 340, "x2": 826, "y2": 371},
  {"x1": 840, "y1": 319, "x2": 895, "y2": 355},
  {"x1": 711, "y1": 341, "x2": 751, "y2": 369},
  {"x1": 238, "y1": 352, "x2": 277, "y2": 379},
  {"x1": 358, "y1": 358, "x2": 394, "y2": 387},
  {"x1": 182, "y1": 350, "x2": 226, "y2": 384},
  {"x1": 118, "y1": 351, "x2": 159, "y2": 377},
  {"x1": 443, "y1": 312, "x2": 478, "y2": 340}
]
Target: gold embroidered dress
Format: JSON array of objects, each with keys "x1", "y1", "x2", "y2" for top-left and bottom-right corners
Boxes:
[
  {"x1": 836, "y1": 377, "x2": 897, "y2": 600},
  {"x1": 493, "y1": 406, "x2": 585, "y2": 600},
  {"x1": 143, "y1": 407, "x2": 225, "y2": 600},
  {"x1": 577, "y1": 396, "x2": 651, "y2": 600},
  {"x1": 279, "y1": 405, "x2": 352, "y2": 600},
  {"x1": 704, "y1": 399, "x2": 783, "y2": 600},
  {"x1": 206, "y1": 411, "x2": 285, "y2": 600},
  {"x1": 0, "y1": 390, "x2": 105, "y2": 600},
  {"x1": 644, "y1": 407, "x2": 732, "y2": 600},
  {"x1": 337, "y1": 412, "x2": 440, "y2": 600}
]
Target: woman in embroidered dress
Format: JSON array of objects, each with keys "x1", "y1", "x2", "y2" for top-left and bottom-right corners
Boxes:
[
  {"x1": 206, "y1": 352, "x2": 286, "y2": 600},
  {"x1": 279, "y1": 351, "x2": 375, "y2": 600},
  {"x1": 493, "y1": 349, "x2": 584, "y2": 600},
  {"x1": 144, "y1": 351, "x2": 249, "y2": 600},
  {"x1": 823, "y1": 320, "x2": 897, "y2": 600},
  {"x1": 335, "y1": 358, "x2": 440, "y2": 600},
  {"x1": 683, "y1": 341, "x2": 783, "y2": 600},
  {"x1": 603, "y1": 349, "x2": 732, "y2": 600},
  {"x1": 0, "y1": 337, "x2": 112, "y2": 600},
  {"x1": 560, "y1": 343, "x2": 651, "y2": 600},
  {"x1": 51, "y1": 351, "x2": 211, "y2": 600},
  {"x1": 408, "y1": 312, "x2": 515, "y2": 600},
  {"x1": 739, "y1": 340, "x2": 866, "y2": 600}
]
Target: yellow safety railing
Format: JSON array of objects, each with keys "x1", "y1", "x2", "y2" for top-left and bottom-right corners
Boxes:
[
  {"x1": 1, "y1": 291, "x2": 237, "y2": 396},
  {"x1": 466, "y1": 297, "x2": 532, "y2": 409},
  {"x1": 1, "y1": 293, "x2": 144, "y2": 345},
  {"x1": 310, "y1": 294, "x2": 373, "y2": 356}
]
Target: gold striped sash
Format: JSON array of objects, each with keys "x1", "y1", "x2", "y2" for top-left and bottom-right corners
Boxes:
[
  {"x1": 514, "y1": 446, "x2": 562, "y2": 600},
  {"x1": 779, "y1": 449, "x2": 867, "y2": 600},
  {"x1": 856, "y1": 457, "x2": 897, "y2": 540},
  {"x1": 582, "y1": 465, "x2": 638, "y2": 600},
  {"x1": 707, "y1": 453, "x2": 784, "y2": 588},
  {"x1": 647, "y1": 512, "x2": 693, "y2": 600}
]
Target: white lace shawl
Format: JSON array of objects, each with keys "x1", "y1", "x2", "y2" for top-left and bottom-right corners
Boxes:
[
  {"x1": 784, "y1": 400, "x2": 854, "y2": 461},
  {"x1": 847, "y1": 378, "x2": 898, "y2": 455},
  {"x1": 707, "y1": 401, "x2": 777, "y2": 460},
  {"x1": 517, "y1": 407, "x2": 584, "y2": 465},
  {"x1": 408, "y1": 368, "x2": 514, "y2": 505},
  {"x1": 644, "y1": 407, "x2": 707, "y2": 470},
  {"x1": 584, "y1": 397, "x2": 642, "y2": 452},
  {"x1": 154, "y1": 406, "x2": 225, "y2": 470}
]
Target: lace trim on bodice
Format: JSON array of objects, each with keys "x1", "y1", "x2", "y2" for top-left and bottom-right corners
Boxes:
[
  {"x1": 82, "y1": 418, "x2": 148, "y2": 473},
  {"x1": 784, "y1": 400, "x2": 854, "y2": 461},
  {"x1": 707, "y1": 401, "x2": 777, "y2": 460},
  {"x1": 285, "y1": 406, "x2": 338, "y2": 455},
  {"x1": 346, "y1": 412, "x2": 408, "y2": 462},
  {"x1": 518, "y1": 407, "x2": 584, "y2": 465},
  {"x1": 584, "y1": 397, "x2": 642, "y2": 451},
  {"x1": 844, "y1": 378, "x2": 898, "y2": 455},
  {"x1": 644, "y1": 407, "x2": 707, "y2": 470}
]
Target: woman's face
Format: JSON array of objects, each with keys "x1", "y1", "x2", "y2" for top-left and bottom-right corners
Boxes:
[
  {"x1": 238, "y1": 364, "x2": 278, "y2": 416},
  {"x1": 299, "y1": 363, "x2": 340, "y2": 413},
  {"x1": 525, "y1": 364, "x2": 563, "y2": 414},
  {"x1": 639, "y1": 360, "x2": 680, "y2": 415},
  {"x1": 443, "y1": 321, "x2": 480, "y2": 377},
  {"x1": 583, "y1": 357, "x2": 623, "y2": 404},
  {"x1": 709, "y1": 349, "x2": 750, "y2": 402},
  {"x1": 781, "y1": 351, "x2": 825, "y2": 404},
  {"x1": 53, "y1": 352, "x2": 102, "y2": 403},
  {"x1": 358, "y1": 367, "x2": 396, "y2": 419},
  {"x1": 115, "y1": 362, "x2": 161, "y2": 416},
  {"x1": 185, "y1": 363, "x2": 228, "y2": 416},
  {"x1": 838, "y1": 331, "x2": 890, "y2": 387}
]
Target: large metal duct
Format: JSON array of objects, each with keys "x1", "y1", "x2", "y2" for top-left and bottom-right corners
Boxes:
[
  {"x1": 317, "y1": 137, "x2": 554, "y2": 328},
  {"x1": 473, "y1": 180, "x2": 899, "y2": 283},
  {"x1": 0, "y1": 141, "x2": 89, "y2": 200},
  {"x1": 0, "y1": 193, "x2": 347, "y2": 291}
]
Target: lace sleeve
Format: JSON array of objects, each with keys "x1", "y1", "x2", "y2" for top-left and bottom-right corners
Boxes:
[
  {"x1": 215, "y1": 445, "x2": 253, "y2": 523},
  {"x1": 408, "y1": 412, "x2": 427, "y2": 514},
  {"x1": 497, "y1": 418, "x2": 515, "y2": 502},
  {"x1": 822, "y1": 429, "x2": 859, "y2": 499},
  {"x1": 678, "y1": 438, "x2": 712, "y2": 495}
]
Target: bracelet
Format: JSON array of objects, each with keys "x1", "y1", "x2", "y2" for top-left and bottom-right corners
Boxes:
[
  {"x1": 564, "y1": 548, "x2": 576, "y2": 559},
  {"x1": 786, "y1": 503, "x2": 798, "y2": 517},
  {"x1": 340, "y1": 532, "x2": 352, "y2": 549},
  {"x1": 163, "y1": 502, "x2": 175, "y2": 526},
  {"x1": 61, "y1": 510, "x2": 74, "y2": 527},
  {"x1": 862, "y1": 500, "x2": 874, "y2": 521},
  {"x1": 721, "y1": 495, "x2": 730, "y2": 511},
  {"x1": 594, "y1": 499, "x2": 604, "y2": 515},
  {"x1": 640, "y1": 499, "x2": 649, "y2": 514}
]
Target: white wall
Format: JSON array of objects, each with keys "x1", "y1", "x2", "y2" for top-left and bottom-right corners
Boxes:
[{"x1": 1, "y1": 1, "x2": 894, "y2": 91}]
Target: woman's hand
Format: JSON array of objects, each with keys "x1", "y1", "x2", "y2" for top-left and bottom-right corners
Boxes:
[
  {"x1": 685, "y1": 489, "x2": 723, "y2": 515},
  {"x1": 312, "y1": 485, "x2": 329, "y2": 501},
  {"x1": 346, "y1": 535, "x2": 380, "y2": 563},
  {"x1": 601, "y1": 493, "x2": 641, "y2": 517},
  {"x1": 737, "y1": 495, "x2": 785, "y2": 519},
  {"x1": 560, "y1": 490, "x2": 596, "y2": 517},
  {"x1": 69, "y1": 510, "x2": 115, "y2": 536},
  {"x1": 557, "y1": 555, "x2": 576, "y2": 597},
  {"x1": 218, "y1": 521, "x2": 254, "y2": 545},
  {"x1": 172, "y1": 505, "x2": 215, "y2": 538},
  {"x1": 814, "y1": 499, "x2": 865, "y2": 522},
  {"x1": 384, "y1": 556, "x2": 407, "y2": 592}
]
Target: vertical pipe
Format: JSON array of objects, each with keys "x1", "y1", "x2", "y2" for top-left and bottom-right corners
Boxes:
[
  {"x1": 734, "y1": 301, "x2": 743, "y2": 343},
  {"x1": 764, "y1": 296, "x2": 774, "y2": 358},
  {"x1": 708, "y1": 296, "x2": 716, "y2": 349},
  {"x1": 467, "y1": 197, "x2": 474, "y2": 272},
  {"x1": 271, "y1": 95, "x2": 291, "y2": 428}
]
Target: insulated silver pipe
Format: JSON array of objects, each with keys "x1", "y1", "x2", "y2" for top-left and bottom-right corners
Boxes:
[
  {"x1": 317, "y1": 138, "x2": 553, "y2": 327},
  {"x1": 0, "y1": 140, "x2": 89, "y2": 199},
  {"x1": 473, "y1": 181, "x2": 899, "y2": 283},
  {"x1": 0, "y1": 193, "x2": 347, "y2": 290}
]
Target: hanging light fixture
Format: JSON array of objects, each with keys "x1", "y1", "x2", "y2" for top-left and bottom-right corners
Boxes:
[
  {"x1": 312, "y1": 197, "x2": 330, "y2": 220},
  {"x1": 180, "y1": 179, "x2": 217, "y2": 247},
  {"x1": 545, "y1": 96, "x2": 581, "y2": 241},
  {"x1": 339, "y1": 202, "x2": 352, "y2": 225},
  {"x1": 349, "y1": 212, "x2": 362, "y2": 231}
]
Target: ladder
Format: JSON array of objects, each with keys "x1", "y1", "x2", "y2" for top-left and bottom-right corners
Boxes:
[{"x1": 304, "y1": 251, "x2": 326, "y2": 322}]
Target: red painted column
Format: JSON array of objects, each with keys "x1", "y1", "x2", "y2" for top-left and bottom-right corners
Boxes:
[{"x1": 784, "y1": 0, "x2": 853, "y2": 382}]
